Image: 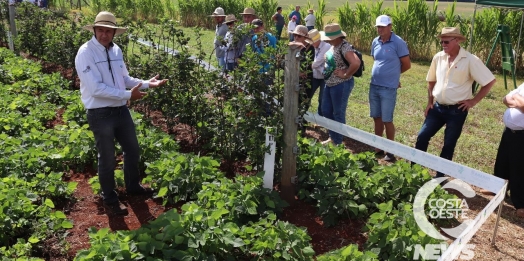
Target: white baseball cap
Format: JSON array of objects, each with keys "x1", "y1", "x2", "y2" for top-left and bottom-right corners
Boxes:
[{"x1": 375, "y1": 15, "x2": 392, "y2": 26}]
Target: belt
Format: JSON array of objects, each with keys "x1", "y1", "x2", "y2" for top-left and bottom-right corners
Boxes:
[
  {"x1": 435, "y1": 102, "x2": 460, "y2": 108},
  {"x1": 87, "y1": 105, "x2": 126, "y2": 112},
  {"x1": 506, "y1": 127, "x2": 524, "y2": 134}
]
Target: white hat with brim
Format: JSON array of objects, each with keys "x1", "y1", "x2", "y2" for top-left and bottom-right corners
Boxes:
[
  {"x1": 320, "y1": 23, "x2": 346, "y2": 41},
  {"x1": 438, "y1": 27, "x2": 466, "y2": 42},
  {"x1": 82, "y1": 11, "x2": 127, "y2": 36},
  {"x1": 210, "y1": 7, "x2": 226, "y2": 17}
]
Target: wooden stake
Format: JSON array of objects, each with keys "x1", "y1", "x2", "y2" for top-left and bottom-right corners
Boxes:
[{"x1": 281, "y1": 46, "x2": 301, "y2": 205}]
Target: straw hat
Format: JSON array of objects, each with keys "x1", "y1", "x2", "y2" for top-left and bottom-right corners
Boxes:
[
  {"x1": 83, "y1": 11, "x2": 127, "y2": 36},
  {"x1": 225, "y1": 14, "x2": 237, "y2": 24},
  {"x1": 292, "y1": 25, "x2": 310, "y2": 39},
  {"x1": 308, "y1": 9, "x2": 314, "y2": 13},
  {"x1": 210, "y1": 7, "x2": 226, "y2": 17},
  {"x1": 438, "y1": 27, "x2": 466, "y2": 42},
  {"x1": 320, "y1": 23, "x2": 346, "y2": 41},
  {"x1": 307, "y1": 29, "x2": 321, "y2": 44},
  {"x1": 240, "y1": 7, "x2": 256, "y2": 15}
]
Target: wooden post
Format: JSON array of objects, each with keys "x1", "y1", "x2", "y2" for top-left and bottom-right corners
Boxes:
[
  {"x1": 281, "y1": 46, "x2": 301, "y2": 205},
  {"x1": 8, "y1": 3, "x2": 16, "y2": 52}
]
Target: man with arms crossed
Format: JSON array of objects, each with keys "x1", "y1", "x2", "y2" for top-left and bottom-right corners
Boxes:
[
  {"x1": 370, "y1": 15, "x2": 411, "y2": 161},
  {"x1": 414, "y1": 27, "x2": 496, "y2": 178}
]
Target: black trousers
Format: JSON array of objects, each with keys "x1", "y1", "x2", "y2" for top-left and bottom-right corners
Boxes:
[{"x1": 494, "y1": 127, "x2": 524, "y2": 209}]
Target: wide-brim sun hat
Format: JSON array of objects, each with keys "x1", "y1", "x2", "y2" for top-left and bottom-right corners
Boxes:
[
  {"x1": 308, "y1": 9, "x2": 314, "y2": 13},
  {"x1": 240, "y1": 7, "x2": 256, "y2": 15},
  {"x1": 225, "y1": 14, "x2": 237, "y2": 24},
  {"x1": 210, "y1": 7, "x2": 226, "y2": 17},
  {"x1": 306, "y1": 29, "x2": 321, "y2": 44},
  {"x1": 438, "y1": 27, "x2": 466, "y2": 42},
  {"x1": 83, "y1": 11, "x2": 127, "y2": 36},
  {"x1": 320, "y1": 23, "x2": 346, "y2": 41},
  {"x1": 292, "y1": 25, "x2": 310, "y2": 39}
]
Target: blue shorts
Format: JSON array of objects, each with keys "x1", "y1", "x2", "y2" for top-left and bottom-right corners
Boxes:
[{"x1": 369, "y1": 84, "x2": 397, "y2": 123}]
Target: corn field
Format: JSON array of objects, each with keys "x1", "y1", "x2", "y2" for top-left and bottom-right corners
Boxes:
[
  {"x1": 3, "y1": 0, "x2": 524, "y2": 73},
  {"x1": 337, "y1": 0, "x2": 524, "y2": 73}
]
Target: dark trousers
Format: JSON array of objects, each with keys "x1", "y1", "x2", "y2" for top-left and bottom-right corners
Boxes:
[
  {"x1": 87, "y1": 106, "x2": 142, "y2": 203},
  {"x1": 311, "y1": 78, "x2": 324, "y2": 116},
  {"x1": 307, "y1": 26, "x2": 314, "y2": 31},
  {"x1": 415, "y1": 103, "x2": 468, "y2": 177},
  {"x1": 494, "y1": 127, "x2": 524, "y2": 209},
  {"x1": 276, "y1": 25, "x2": 284, "y2": 41}
]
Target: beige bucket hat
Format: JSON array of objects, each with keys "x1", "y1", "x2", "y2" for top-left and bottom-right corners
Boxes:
[
  {"x1": 210, "y1": 7, "x2": 226, "y2": 17},
  {"x1": 225, "y1": 14, "x2": 237, "y2": 24},
  {"x1": 292, "y1": 25, "x2": 310, "y2": 39},
  {"x1": 438, "y1": 27, "x2": 466, "y2": 42},
  {"x1": 320, "y1": 23, "x2": 346, "y2": 41},
  {"x1": 83, "y1": 11, "x2": 127, "y2": 36},
  {"x1": 240, "y1": 7, "x2": 256, "y2": 15}
]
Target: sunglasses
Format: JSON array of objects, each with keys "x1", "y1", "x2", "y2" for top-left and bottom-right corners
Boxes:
[{"x1": 440, "y1": 38, "x2": 456, "y2": 45}]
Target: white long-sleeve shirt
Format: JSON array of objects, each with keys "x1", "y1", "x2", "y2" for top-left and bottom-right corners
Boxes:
[
  {"x1": 75, "y1": 36, "x2": 150, "y2": 109},
  {"x1": 305, "y1": 14, "x2": 316, "y2": 27},
  {"x1": 312, "y1": 41, "x2": 331, "y2": 79}
]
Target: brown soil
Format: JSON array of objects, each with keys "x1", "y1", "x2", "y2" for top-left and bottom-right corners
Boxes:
[{"x1": 18, "y1": 54, "x2": 523, "y2": 260}]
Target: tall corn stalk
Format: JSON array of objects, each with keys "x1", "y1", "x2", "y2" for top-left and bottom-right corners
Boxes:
[
  {"x1": 315, "y1": 0, "x2": 327, "y2": 30},
  {"x1": 249, "y1": 0, "x2": 278, "y2": 30},
  {"x1": 389, "y1": 0, "x2": 440, "y2": 60},
  {"x1": 178, "y1": 0, "x2": 245, "y2": 29}
]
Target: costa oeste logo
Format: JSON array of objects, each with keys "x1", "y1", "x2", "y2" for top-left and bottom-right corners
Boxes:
[{"x1": 413, "y1": 177, "x2": 475, "y2": 240}]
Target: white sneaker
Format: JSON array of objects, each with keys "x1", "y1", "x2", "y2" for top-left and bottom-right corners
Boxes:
[{"x1": 321, "y1": 138, "x2": 332, "y2": 145}]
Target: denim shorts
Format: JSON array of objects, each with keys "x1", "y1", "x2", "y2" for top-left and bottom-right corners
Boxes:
[{"x1": 369, "y1": 83, "x2": 397, "y2": 122}]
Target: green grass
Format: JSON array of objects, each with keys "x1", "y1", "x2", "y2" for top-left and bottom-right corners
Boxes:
[
  {"x1": 135, "y1": 24, "x2": 521, "y2": 174},
  {"x1": 308, "y1": 52, "x2": 522, "y2": 174}
]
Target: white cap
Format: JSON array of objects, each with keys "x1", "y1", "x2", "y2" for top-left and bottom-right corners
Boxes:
[{"x1": 375, "y1": 15, "x2": 392, "y2": 26}]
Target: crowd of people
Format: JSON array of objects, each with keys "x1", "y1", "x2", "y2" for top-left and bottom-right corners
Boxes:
[{"x1": 74, "y1": 9, "x2": 522, "y2": 219}]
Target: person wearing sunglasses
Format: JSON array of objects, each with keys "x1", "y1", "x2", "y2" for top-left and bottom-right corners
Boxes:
[{"x1": 413, "y1": 27, "x2": 496, "y2": 179}]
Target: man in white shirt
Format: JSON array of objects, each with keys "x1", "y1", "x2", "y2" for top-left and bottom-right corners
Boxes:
[
  {"x1": 307, "y1": 29, "x2": 330, "y2": 116},
  {"x1": 493, "y1": 82, "x2": 524, "y2": 218},
  {"x1": 305, "y1": 9, "x2": 316, "y2": 31},
  {"x1": 75, "y1": 11, "x2": 168, "y2": 215}
]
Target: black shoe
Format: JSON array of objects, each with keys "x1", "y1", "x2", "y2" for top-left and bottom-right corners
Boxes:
[
  {"x1": 103, "y1": 201, "x2": 128, "y2": 215},
  {"x1": 127, "y1": 186, "x2": 154, "y2": 196},
  {"x1": 384, "y1": 153, "x2": 396, "y2": 162},
  {"x1": 374, "y1": 150, "x2": 385, "y2": 156}
]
